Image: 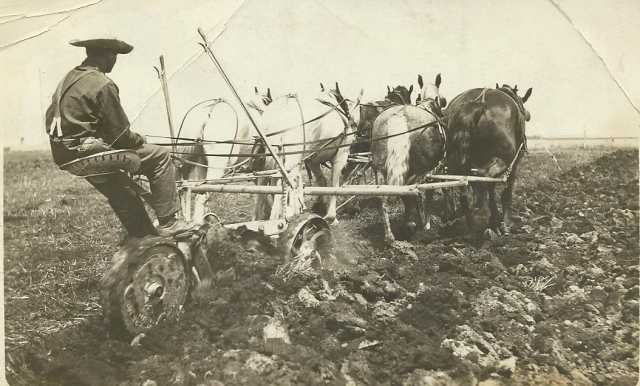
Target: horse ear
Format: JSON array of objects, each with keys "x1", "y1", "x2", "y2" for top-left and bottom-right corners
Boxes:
[
  {"x1": 320, "y1": 83, "x2": 325, "y2": 92},
  {"x1": 416, "y1": 94, "x2": 422, "y2": 104},
  {"x1": 335, "y1": 82, "x2": 340, "y2": 94},
  {"x1": 409, "y1": 85, "x2": 413, "y2": 95},
  {"x1": 495, "y1": 83, "x2": 499, "y2": 89},
  {"x1": 418, "y1": 74, "x2": 424, "y2": 89},
  {"x1": 387, "y1": 85, "x2": 391, "y2": 93},
  {"x1": 438, "y1": 96, "x2": 447, "y2": 108},
  {"x1": 514, "y1": 84, "x2": 518, "y2": 92},
  {"x1": 267, "y1": 88, "x2": 272, "y2": 100},
  {"x1": 522, "y1": 88, "x2": 532, "y2": 103},
  {"x1": 254, "y1": 86, "x2": 258, "y2": 94},
  {"x1": 435, "y1": 73, "x2": 442, "y2": 88}
]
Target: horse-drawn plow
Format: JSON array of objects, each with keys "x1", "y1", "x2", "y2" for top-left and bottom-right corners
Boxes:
[{"x1": 59, "y1": 29, "x2": 523, "y2": 338}]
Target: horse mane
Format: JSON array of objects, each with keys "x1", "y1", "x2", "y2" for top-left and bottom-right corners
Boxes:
[{"x1": 330, "y1": 88, "x2": 351, "y2": 119}]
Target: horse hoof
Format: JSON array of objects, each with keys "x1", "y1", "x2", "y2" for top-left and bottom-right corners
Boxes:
[
  {"x1": 499, "y1": 222, "x2": 511, "y2": 236},
  {"x1": 484, "y1": 228, "x2": 500, "y2": 241}
]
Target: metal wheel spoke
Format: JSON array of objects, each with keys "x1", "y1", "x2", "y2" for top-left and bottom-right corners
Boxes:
[{"x1": 117, "y1": 245, "x2": 188, "y2": 332}]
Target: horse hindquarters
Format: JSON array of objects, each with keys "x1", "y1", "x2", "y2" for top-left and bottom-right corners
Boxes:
[{"x1": 445, "y1": 101, "x2": 487, "y2": 230}]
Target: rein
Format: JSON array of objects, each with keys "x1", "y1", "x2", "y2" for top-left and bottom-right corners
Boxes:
[
  {"x1": 260, "y1": 93, "x2": 358, "y2": 138},
  {"x1": 264, "y1": 108, "x2": 334, "y2": 138},
  {"x1": 169, "y1": 118, "x2": 443, "y2": 159}
]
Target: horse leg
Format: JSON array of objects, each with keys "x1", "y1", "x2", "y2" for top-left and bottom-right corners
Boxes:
[
  {"x1": 422, "y1": 190, "x2": 434, "y2": 231},
  {"x1": 283, "y1": 166, "x2": 305, "y2": 219},
  {"x1": 401, "y1": 195, "x2": 418, "y2": 238},
  {"x1": 441, "y1": 189, "x2": 454, "y2": 226},
  {"x1": 380, "y1": 196, "x2": 395, "y2": 244},
  {"x1": 374, "y1": 171, "x2": 395, "y2": 243},
  {"x1": 459, "y1": 186, "x2": 474, "y2": 232},
  {"x1": 474, "y1": 183, "x2": 487, "y2": 209},
  {"x1": 307, "y1": 160, "x2": 328, "y2": 216},
  {"x1": 325, "y1": 148, "x2": 349, "y2": 225},
  {"x1": 488, "y1": 186, "x2": 500, "y2": 231},
  {"x1": 253, "y1": 177, "x2": 272, "y2": 221},
  {"x1": 500, "y1": 163, "x2": 519, "y2": 235},
  {"x1": 269, "y1": 179, "x2": 283, "y2": 220}
]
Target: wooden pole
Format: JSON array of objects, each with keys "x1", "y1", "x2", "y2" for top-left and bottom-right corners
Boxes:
[
  {"x1": 190, "y1": 180, "x2": 467, "y2": 196},
  {"x1": 425, "y1": 174, "x2": 507, "y2": 183},
  {"x1": 156, "y1": 55, "x2": 177, "y2": 155}
]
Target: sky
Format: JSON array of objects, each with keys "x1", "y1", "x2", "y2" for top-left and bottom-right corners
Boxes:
[{"x1": 1, "y1": 0, "x2": 639, "y2": 148}]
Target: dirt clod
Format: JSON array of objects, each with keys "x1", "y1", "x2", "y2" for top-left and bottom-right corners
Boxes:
[{"x1": 4, "y1": 149, "x2": 638, "y2": 385}]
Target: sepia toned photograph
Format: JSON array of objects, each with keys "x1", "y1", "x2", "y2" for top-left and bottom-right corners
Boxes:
[{"x1": 1, "y1": 0, "x2": 638, "y2": 385}]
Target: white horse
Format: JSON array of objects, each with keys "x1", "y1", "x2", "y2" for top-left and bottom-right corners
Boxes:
[
  {"x1": 176, "y1": 87, "x2": 272, "y2": 223},
  {"x1": 370, "y1": 74, "x2": 446, "y2": 243},
  {"x1": 252, "y1": 83, "x2": 359, "y2": 224}
]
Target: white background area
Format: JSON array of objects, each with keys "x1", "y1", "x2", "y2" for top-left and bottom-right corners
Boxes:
[{"x1": 1, "y1": 0, "x2": 639, "y2": 148}]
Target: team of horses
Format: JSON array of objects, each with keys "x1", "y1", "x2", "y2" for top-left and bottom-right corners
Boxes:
[{"x1": 176, "y1": 74, "x2": 533, "y2": 243}]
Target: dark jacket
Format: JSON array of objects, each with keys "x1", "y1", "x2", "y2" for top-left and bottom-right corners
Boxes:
[{"x1": 46, "y1": 65, "x2": 144, "y2": 164}]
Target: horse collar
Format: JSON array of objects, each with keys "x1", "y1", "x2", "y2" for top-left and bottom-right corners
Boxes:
[{"x1": 497, "y1": 88, "x2": 527, "y2": 118}]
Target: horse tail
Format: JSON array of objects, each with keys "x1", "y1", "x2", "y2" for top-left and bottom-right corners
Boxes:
[
  {"x1": 384, "y1": 113, "x2": 411, "y2": 186},
  {"x1": 175, "y1": 120, "x2": 209, "y2": 181},
  {"x1": 447, "y1": 101, "x2": 486, "y2": 173},
  {"x1": 176, "y1": 141, "x2": 207, "y2": 180}
]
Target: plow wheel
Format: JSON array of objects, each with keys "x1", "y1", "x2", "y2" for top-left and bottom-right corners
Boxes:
[
  {"x1": 100, "y1": 238, "x2": 190, "y2": 338},
  {"x1": 280, "y1": 213, "x2": 333, "y2": 261}
]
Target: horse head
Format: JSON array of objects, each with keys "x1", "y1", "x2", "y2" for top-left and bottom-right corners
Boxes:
[
  {"x1": 246, "y1": 86, "x2": 273, "y2": 114},
  {"x1": 416, "y1": 73, "x2": 446, "y2": 114},
  {"x1": 385, "y1": 84, "x2": 413, "y2": 105},
  {"x1": 496, "y1": 83, "x2": 532, "y2": 122},
  {"x1": 318, "y1": 82, "x2": 361, "y2": 131}
]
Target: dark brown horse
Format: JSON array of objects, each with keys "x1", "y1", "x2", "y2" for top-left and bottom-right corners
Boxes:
[
  {"x1": 358, "y1": 83, "x2": 414, "y2": 136},
  {"x1": 385, "y1": 84, "x2": 413, "y2": 105},
  {"x1": 444, "y1": 84, "x2": 532, "y2": 234},
  {"x1": 348, "y1": 82, "x2": 415, "y2": 162}
]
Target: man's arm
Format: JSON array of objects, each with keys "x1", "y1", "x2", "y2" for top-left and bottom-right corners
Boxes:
[{"x1": 96, "y1": 82, "x2": 145, "y2": 149}]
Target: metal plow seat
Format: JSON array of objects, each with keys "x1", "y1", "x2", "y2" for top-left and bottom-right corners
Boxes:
[{"x1": 60, "y1": 149, "x2": 150, "y2": 196}]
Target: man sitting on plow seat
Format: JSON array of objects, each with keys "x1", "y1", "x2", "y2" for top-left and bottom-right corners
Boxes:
[{"x1": 46, "y1": 37, "x2": 191, "y2": 238}]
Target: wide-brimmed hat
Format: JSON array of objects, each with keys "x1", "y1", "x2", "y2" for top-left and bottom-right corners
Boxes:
[{"x1": 69, "y1": 38, "x2": 134, "y2": 54}]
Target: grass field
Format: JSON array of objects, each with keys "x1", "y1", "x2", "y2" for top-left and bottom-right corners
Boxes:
[{"x1": 3, "y1": 146, "x2": 639, "y2": 385}]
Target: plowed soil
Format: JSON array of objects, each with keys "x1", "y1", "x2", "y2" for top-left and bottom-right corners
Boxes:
[{"x1": 4, "y1": 148, "x2": 638, "y2": 386}]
